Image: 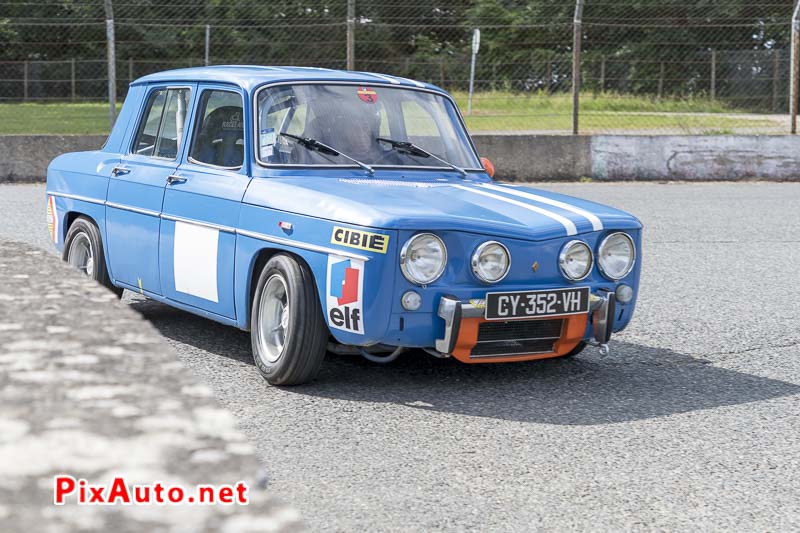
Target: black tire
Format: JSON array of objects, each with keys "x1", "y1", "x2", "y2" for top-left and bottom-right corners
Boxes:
[
  {"x1": 63, "y1": 216, "x2": 123, "y2": 298},
  {"x1": 557, "y1": 341, "x2": 587, "y2": 359},
  {"x1": 250, "y1": 254, "x2": 328, "y2": 385}
]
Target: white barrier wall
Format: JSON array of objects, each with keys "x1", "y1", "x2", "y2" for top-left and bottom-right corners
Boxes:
[{"x1": 4, "y1": 134, "x2": 800, "y2": 182}]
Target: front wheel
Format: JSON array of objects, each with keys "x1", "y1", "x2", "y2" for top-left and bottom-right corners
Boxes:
[
  {"x1": 556, "y1": 341, "x2": 587, "y2": 359},
  {"x1": 63, "y1": 216, "x2": 122, "y2": 297},
  {"x1": 250, "y1": 254, "x2": 328, "y2": 385}
]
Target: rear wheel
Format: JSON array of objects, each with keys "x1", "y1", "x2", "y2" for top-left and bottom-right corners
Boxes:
[
  {"x1": 250, "y1": 254, "x2": 327, "y2": 385},
  {"x1": 63, "y1": 216, "x2": 123, "y2": 297}
]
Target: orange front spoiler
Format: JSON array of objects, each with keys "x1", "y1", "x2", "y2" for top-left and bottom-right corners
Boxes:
[{"x1": 450, "y1": 313, "x2": 588, "y2": 364}]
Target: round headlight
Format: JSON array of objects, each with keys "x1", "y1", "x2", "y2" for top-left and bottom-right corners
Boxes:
[
  {"x1": 400, "y1": 233, "x2": 447, "y2": 285},
  {"x1": 598, "y1": 232, "x2": 635, "y2": 280},
  {"x1": 471, "y1": 241, "x2": 511, "y2": 283},
  {"x1": 559, "y1": 240, "x2": 593, "y2": 281}
]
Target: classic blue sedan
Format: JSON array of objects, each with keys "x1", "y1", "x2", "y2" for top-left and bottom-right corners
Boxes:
[{"x1": 46, "y1": 66, "x2": 642, "y2": 385}]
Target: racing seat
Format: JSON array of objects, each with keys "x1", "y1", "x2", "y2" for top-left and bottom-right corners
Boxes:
[{"x1": 192, "y1": 106, "x2": 244, "y2": 167}]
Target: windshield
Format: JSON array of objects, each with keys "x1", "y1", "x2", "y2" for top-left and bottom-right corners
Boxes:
[{"x1": 256, "y1": 84, "x2": 481, "y2": 169}]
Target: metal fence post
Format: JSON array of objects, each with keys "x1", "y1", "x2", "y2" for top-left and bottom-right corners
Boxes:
[
  {"x1": 205, "y1": 24, "x2": 211, "y2": 66},
  {"x1": 70, "y1": 59, "x2": 76, "y2": 102},
  {"x1": 791, "y1": 0, "x2": 800, "y2": 133},
  {"x1": 23, "y1": 60, "x2": 28, "y2": 101},
  {"x1": 104, "y1": 0, "x2": 117, "y2": 129},
  {"x1": 467, "y1": 28, "x2": 480, "y2": 116},
  {"x1": 346, "y1": 0, "x2": 355, "y2": 70},
  {"x1": 599, "y1": 55, "x2": 606, "y2": 92},
  {"x1": 658, "y1": 61, "x2": 665, "y2": 99},
  {"x1": 572, "y1": 0, "x2": 584, "y2": 134},
  {"x1": 546, "y1": 56, "x2": 552, "y2": 93},
  {"x1": 710, "y1": 50, "x2": 716, "y2": 100},
  {"x1": 773, "y1": 50, "x2": 780, "y2": 112}
]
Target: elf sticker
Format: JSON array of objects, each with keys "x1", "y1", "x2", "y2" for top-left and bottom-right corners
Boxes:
[
  {"x1": 357, "y1": 87, "x2": 377, "y2": 104},
  {"x1": 46, "y1": 195, "x2": 59, "y2": 244},
  {"x1": 326, "y1": 255, "x2": 365, "y2": 334}
]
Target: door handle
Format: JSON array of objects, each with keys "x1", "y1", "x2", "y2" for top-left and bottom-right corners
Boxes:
[
  {"x1": 111, "y1": 166, "x2": 131, "y2": 177},
  {"x1": 166, "y1": 174, "x2": 187, "y2": 185}
]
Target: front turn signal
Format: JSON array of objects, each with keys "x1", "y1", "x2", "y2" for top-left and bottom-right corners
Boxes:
[{"x1": 480, "y1": 157, "x2": 495, "y2": 178}]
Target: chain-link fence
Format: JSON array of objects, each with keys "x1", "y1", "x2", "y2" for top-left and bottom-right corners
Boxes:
[{"x1": 0, "y1": 0, "x2": 796, "y2": 134}]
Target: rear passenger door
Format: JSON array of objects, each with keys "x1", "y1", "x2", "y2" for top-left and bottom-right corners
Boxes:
[
  {"x1": 158, "y1": 85, "x2": 251, "y2": 319},
  {"x1": 106, "y1": 84, "x2": 194, "y2": 295}
]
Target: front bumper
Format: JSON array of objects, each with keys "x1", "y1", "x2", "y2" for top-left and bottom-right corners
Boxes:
[{"x1": 435, "y1": 291, "x2": 615, "y2": 363}]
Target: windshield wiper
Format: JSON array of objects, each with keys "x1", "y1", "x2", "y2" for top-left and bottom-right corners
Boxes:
[
  {"x1": 281, "y1": 133, "x2": 373, "y2": 174},
  {"x1": 376, "y1": 137, "x2": 467, "y2": 177}
]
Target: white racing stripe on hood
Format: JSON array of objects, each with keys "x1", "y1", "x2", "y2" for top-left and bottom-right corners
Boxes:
[
  {"x1": 453, "y1": 184, "x2": 577, "y2": 236},
  {"x1": 479, "y1": 183, "x2": 604, "y2": 231}
]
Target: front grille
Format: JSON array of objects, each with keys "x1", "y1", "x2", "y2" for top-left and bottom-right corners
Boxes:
[{"x1": 471, "y1": 319, "x2": 563, "y2": 358}]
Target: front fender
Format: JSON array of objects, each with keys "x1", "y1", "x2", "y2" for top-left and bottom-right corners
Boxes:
[{"x1": 234, "y1": 203, "x2": 398, "y2": 345}]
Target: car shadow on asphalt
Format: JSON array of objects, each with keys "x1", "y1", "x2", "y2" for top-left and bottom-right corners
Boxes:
[{"x1": 132, "y1": 297, "x2": 800, "y2": 426}]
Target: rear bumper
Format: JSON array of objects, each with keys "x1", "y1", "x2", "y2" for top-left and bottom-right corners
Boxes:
[{"x1": 435, "y1": 292, "x2": 615, "y2": 363}]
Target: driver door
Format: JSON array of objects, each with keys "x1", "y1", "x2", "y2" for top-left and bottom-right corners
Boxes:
[{"x1": 158, "y1": 85, "x2": 251, "y2": 320}]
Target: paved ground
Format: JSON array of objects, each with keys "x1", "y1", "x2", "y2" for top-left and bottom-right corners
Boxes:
[
  {"x1": 3, "y1": 182, "x2": 800, "y2": 531},
  {"x1": 0, "y1": 240, "x2": 301, "y2": 532}
]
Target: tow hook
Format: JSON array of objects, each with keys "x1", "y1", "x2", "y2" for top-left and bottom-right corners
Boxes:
[{"x1": 587, "y1": 340, "x2": 611, "y2": 356}]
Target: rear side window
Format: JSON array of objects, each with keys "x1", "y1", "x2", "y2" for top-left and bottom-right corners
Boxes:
[
  {"x1": 133, "y1": 90, "x2": 166, "y2": 156},
  {"x1": 132, "y1": 87, "x2": 191, "y2": 159},
  {"x1": 189, "y1": 90, "x2": 244, "y2": 168}
]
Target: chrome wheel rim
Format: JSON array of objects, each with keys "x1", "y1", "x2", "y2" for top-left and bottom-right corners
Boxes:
[
  {"x1": 67, "y1": 232, "x2": 94, "y2": 277},
  {"x1": 256, "y1": 274, "x2": 290, "y2": 365}
]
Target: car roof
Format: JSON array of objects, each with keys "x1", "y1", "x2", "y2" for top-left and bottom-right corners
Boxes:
[{"x1": 132, "y1": 65, "x2": 445, "y2": 94}]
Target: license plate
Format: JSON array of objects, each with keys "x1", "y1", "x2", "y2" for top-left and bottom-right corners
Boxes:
[{"x1": 485, "y1": 287, "x2": 590, "y2": 321}]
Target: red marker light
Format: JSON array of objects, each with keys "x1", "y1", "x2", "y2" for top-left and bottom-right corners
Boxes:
[{"x1": 278, "y1": 221, "x2": 293, "y2": 231}]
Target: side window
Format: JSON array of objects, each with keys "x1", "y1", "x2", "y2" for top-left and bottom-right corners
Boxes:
[
  {"x1": 189, "y1": 90, "x2": 244, "y2": 168},
  {"x1": 132, "y1": 87, "x2": 190, "y2": 159},
  {"x1": 154, "y1": 89, "x2": 190, "y2": 159},
  {"x1": 133, "y1": 90, "x2": 166, "y2": 156}
]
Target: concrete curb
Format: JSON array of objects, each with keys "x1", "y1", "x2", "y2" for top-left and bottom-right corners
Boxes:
[
  {"x1": 4, "y1": 134, "x2": 800, "y2": 182},
  {"x1": 0, "y1": 240, "x2": 303, "y2": 532},
  {"x1": 0, "y1": 135, "x2": 107, "y2": 183},
  {"x1": 474, "y1": 134, "x2": 800, "y2": 182}
]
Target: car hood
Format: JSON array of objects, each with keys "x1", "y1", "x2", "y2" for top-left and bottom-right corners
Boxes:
[{"x1": 243, "y1": 176, "x2": 642, "y2": 242}]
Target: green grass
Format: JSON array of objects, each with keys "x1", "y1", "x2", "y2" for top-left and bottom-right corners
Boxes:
[
  {"x1": 452, "y1": 90, "x2": 736, "y2": 114},
  {"x1": 451, "y1": 91, "x2": 779, "y2": 133},
  {"x1": 0, "y1": 92, "x2": 781, "y2": 135},
  {"x1": 0, "y1": 102, "x2": 121, "y2": 135}
]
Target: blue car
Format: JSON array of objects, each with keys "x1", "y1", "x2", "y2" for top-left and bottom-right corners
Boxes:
[{"x1": 46, "y1": 66, "x2": 642, "y2": 385}]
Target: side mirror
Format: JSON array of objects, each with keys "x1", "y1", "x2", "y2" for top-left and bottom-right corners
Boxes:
[{"x1": 480, "y1": 157, "x2": 495, "y2": 178}]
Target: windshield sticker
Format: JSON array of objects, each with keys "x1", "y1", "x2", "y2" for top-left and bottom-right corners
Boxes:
[
  {"x1": 357, "y1": 87, "x2": 377, "y2": 104},
  {"x1": 259, "y1": 128, "x2": 276, "y2": 157}
]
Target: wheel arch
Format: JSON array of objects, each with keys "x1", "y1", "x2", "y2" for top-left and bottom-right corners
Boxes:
[
  {"x1": 61, "y1": 209, "x2": 103, "y2": 247},
  {"x1": 241, "y1": 246, "x2": 326, "y2": 332}
]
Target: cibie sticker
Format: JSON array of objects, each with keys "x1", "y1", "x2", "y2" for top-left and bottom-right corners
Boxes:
[
  {"x1": 46, "y1": 195, "x2": 59, "y2": 244},
  {"x1": 331, "y1": 226, "x2": 389, "y2": 254},
  {"x1": 357, "y1": 87, "x2": 377, "y2": 103},
  {"x1": 326, "y1": 255, "x2": 365, "y2": 334}
]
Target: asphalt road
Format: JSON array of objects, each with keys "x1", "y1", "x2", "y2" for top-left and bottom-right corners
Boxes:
[{"x1": 3, "y1": 182, "x2": 800, "y2": 531}]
